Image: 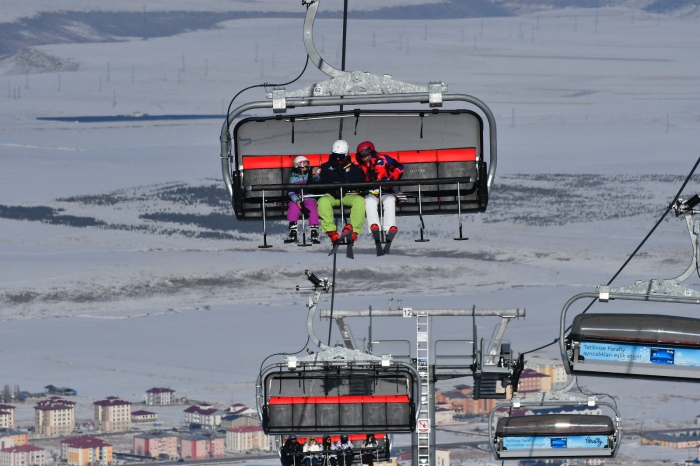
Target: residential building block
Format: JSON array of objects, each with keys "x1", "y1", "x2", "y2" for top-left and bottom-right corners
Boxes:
[
  {"x1": 132, "y1": 432, "x2": 178, "y2": 459},
  {"x1": 131, "y1": 411, "x2": 157, "y2": 423},
  {"x1": 180, "y1": 434, "x2": 225, "y2": 459},
  {"x1": 517, "y1": 369, "x2": 552, "y2": 394},
  {"x1": 34, "y1": 398, "x2": 76, "y2": 437},
  {"x1": 0, "y1": 405, "x2": 15, "y2": 430},
  {"x1": 226, "y1": 426, "x2": 271, "y2": 452},
  {"x1": 0, "y1": 431, "x2": 27, "y2": 449},
  {"x1": 0, "y1": 445, "x2": 45, "y2": 466},
  {"x1": 94, "y1": 397, "x2": 131, "y2": 432},
  {"x1": 60, "y1": 437, "x2": 112, "y2": 466},
  {"x1": 184, "y1": 405, "x2": 223, "y2": 428},
  {"x1": 143, "y1": 389, "x2": 175, "y2": 406}
]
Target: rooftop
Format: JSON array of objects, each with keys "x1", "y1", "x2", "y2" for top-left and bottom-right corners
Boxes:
[
  {"x1": 94, "y1": 397, "x2": 130, "y2": 407},
  {"x1": 2, "y1": 445, "x2": 44, "y2": 453},
  {"x1": 132, "y1": 410, "x2": 156, "y2": 416},
  {"x1": 61, "y1": 436, "x2": 112, "y2": 449},
  {"x1": 0, "y1": 404, "x2": 15, "y2": 411},
  {"x1": 35, "y1": 398, "x2": 75, "y2": 411},
  {"x1": 184, "y1": 406, "x2": 222, "y2": 416},
  {"x1": 146, "y1": 388, "x2": 175, "y2": 394}
]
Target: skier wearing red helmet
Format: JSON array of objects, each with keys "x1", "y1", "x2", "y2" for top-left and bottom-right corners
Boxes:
[{"x1": 355, "y1": 141, "x2": 405, "y2": 255}]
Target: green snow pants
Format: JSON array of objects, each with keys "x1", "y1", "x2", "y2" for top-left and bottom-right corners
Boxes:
[{"x1": 317, "y1": 194, "x2": 366, "y2": 234}]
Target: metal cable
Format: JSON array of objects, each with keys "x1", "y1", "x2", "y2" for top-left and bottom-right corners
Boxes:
[
  {"x1": 327, "y1": 253, "x2": 338, "y2": 346},
  {"x1": 258, "y1": 335, "x2": 311, "y2": 381},
  {"x1": 225, "y1": 56, "x2": 310, "y2": 138},
  {"x1": 521, "y1": 155, "x2": 700, "y2": 356}
]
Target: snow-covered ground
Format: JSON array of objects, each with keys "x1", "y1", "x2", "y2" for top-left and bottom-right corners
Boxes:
[{"x1": 2, "y1": 3, "x2": 700, "y2": 464}]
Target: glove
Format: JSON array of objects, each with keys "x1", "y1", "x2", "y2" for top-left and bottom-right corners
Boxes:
[{"x1": 300, "y1": 204, "x2": 311, "y2": 216}]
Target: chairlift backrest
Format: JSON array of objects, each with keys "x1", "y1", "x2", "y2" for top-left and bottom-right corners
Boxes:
[
  {"x1": 231, "y1": 109, "x2": 487, "y2": 220},
  {"x1": 564, "y1": 312, "x2": 700, "y2": 381},
  {"x1": 261, "y1": 368, "x2": 415, "y2": 434},
  {"x1": 491, "y1": 412, "x2": 619, "y2": 460}
]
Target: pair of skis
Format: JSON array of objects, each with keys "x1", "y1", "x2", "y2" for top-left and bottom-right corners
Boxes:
[
  {"x1": 327, "y1": 226, "x2": 398, "y2": 258},
  {"x1": 328, "y1": 225, "x2": 354, "y2": 259},
  {"x1": 372, "y1": 228, "x2": 397, "y2": 256}
]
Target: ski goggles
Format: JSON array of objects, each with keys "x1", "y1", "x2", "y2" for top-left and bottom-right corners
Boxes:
[{"x1": 296, "y1": 161, "x2": 310, "y2": 167}]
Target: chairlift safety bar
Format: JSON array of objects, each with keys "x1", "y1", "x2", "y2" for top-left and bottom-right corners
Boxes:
[{"x1": 220, "y1": 94, "x2": 498, "y2": 199}]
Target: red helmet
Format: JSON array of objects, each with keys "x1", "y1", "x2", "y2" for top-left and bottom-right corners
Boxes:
[
  {"x1": 355, "y1": 141, "x2": 375, "y2": 163},
  {"x1": 356, "y1": 141, "x2": 375, "y2": 155}
]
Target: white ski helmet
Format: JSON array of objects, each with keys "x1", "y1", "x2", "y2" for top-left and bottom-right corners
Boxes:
[
  {"x1": 292, "y1": 155, "x2": 309, "y2": 167},
  {"x1": 332, "y1": 140, "x2": 349, "y2": 155}
]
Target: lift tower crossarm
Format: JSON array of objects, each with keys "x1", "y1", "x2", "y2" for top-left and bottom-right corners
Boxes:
[{"x1": 320, "y1": 309, "x2": 525, "y2": 318}]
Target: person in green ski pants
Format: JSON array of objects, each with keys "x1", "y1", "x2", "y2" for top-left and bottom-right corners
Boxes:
[{"x1": 317, "y1": 140, "x2": 367, "y2": 244}]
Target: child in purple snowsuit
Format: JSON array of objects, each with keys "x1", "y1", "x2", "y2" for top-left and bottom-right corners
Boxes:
[{"x1": 286, "y1": 156, "x2": 320, "y2": 244}]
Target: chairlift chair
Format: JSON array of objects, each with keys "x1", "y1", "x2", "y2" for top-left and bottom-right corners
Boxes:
[
  {"x1": 219, "y1": 0, "x2": 497, "y2": 246},
  {"x1": 560, "y1": 195, "x2": 700, "y2": 382},
  {"x1": 488, "y1": 398, "x2": 621, "y2": 461},
  {"x1": 257, "y1": 271, "x2": 421, "y2": 436}
]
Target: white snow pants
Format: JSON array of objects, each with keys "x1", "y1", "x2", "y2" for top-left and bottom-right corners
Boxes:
[{"x1": 365, "y1": 194, "x2": 396, "y2": 233}]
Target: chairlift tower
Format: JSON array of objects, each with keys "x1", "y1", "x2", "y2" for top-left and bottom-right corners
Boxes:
[
  {"x1": 415, "y1": 310, "x2": 431, "y2": 466},
  {"x1": 320, "y1": 306, "x2": 526, "y2": 466}
]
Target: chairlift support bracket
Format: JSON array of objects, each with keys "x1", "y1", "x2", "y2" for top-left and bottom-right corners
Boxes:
[{"x1": 266, "y1": 0, "x2": 447, "y2": 114}]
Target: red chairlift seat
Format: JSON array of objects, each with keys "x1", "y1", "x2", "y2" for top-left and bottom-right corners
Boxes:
[{"x1": 262, "y1": 368, "x2": 416, "y2": 435}]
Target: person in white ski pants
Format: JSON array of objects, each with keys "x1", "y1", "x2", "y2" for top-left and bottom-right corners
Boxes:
[{"x1": 364, "y1": 191, "x2": 396, "y2": 235}]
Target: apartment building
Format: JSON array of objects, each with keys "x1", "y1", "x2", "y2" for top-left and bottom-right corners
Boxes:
[
  {"x1": 143, "y1": 389, "x2": 175, "y2": 406},
  {"x1": 94, "y1": 397, "x2": 131, "y2": 432},
  {"x1": 60, "y1": 437, "x2": 112, "y2": 466},
  {"x1": 132, "y1": 432, "x2": 178, "y2": 459},
  {"x1": 220, "y1": 414, "x2": 256, "y2": 429},
  {"x1": 527, "y1": 362, "x2": 569, "y2": 390},
  {"x1": 131, "y1": 411, "x2": 157, "y2": 423},
  {"x1": 0, "y1": 431, "x2": 28, "y2": 449},
  {"x1": 34, "y1": 398, "x2": 76, "y2": 437},
  {"x1": 435, "y1": 387, "x2": 496, "y2": 415},
  {"x1": 184, "y1": 405, "x2": 224, "y2": 429},
  {"x1": 517, "y1": 369, "x2": 552, "y2": 394},
  {"x1": 180, "y1": 434, "x2": 225, "y2": 459},
  {"x1": 434, "y1": 406, "x2": 455, "y2": 425},
  {"x1": 226, "y1": 426, "x2": 271, "y2": 452},
  {"x1": 0, "y1": 445, "x2": 45, "y2": 466},
  {"x1": 0, "y1": 405, "x2": 15, "y2": 430}
]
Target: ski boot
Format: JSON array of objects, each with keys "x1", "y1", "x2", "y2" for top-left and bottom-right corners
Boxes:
[
  {"x1": 310, "y1": 226, "x2": 320, "y2": 244},
  {"x1": 284, "y1": 222, "x2": 298, "y2": 243}
]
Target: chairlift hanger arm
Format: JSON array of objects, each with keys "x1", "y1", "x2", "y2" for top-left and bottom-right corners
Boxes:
[
  {"x1": 594, "y1": 196, "x2": 700, "y2": 296},
  {"x1": 293, "y1": 0, "x2": 447, "y2": 102}
]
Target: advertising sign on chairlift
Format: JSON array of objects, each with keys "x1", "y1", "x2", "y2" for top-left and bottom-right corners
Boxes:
[{"x1": 416, "y1": 419, "x2": 430, "y2": 434}]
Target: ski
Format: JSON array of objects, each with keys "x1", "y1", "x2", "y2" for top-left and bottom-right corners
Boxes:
[
  {"x1": 328, "y1": 226, "x2": 354, "y2": 256},
  {"x1": 345, "y1": 239, "x2": 354, "y2": 259},
  {"x1": 383, "y1": 228, "x2": 398, "y2": 255},
  {"x1": 371, "y1": 228, "x2": 385, "y2": 257}
]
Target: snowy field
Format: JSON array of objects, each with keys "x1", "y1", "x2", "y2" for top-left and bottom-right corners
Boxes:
[{"x1": 2, "y1": 2, "x2": 700, "y2": 464}]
